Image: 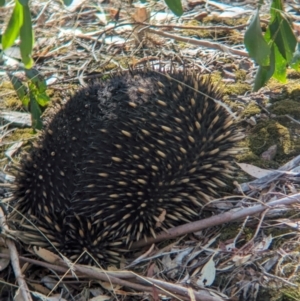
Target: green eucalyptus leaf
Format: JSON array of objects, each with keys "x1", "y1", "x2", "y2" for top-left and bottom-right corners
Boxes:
[
  {"x1": 271, "y1": 0, "x2": 284, "y2": 11},
  {"x1": 27, "y1": 80, "x2": 49, "y2": 108},
  {"x1": 244, "y1": 10, "x2": 270, "y2": 66},
  {"x1": 253, "y1": 46, "x2": 275, "y2": 91},
  {"x1": 0, "y1": 0, "x2": 6, "y2": 7},
  {"x1": 272, "y1": 43, "x2": 287, "y2": 82},
  {"x1": 35, "y1": 93, "x2": 50, "y2": 107},
  {"x1": 7, "y1": 72, "x2": 29, "y2": 107},
  {"x1": 165, "y1": 0, "x2": 183, "y2": 16},
  {"x1": 20, "y1": 4, "x2": 34, "y2": 68},
  {"x1": 269, "y1": 14, "x2": 296, "y2": 63},
  {"x1": 18, "y1": 0, "x2": 29, "y2": 4},
  {"x1": 290, "y1": 43, "x2": 300, "y2": 71},
  {"x1": 2, "y1": 1, "x2": 23, "y2": 50},
  {"x1": 258, "y1": 0, "x2": 264, "y2": 8},
  {"x1": 25, "y1": 68, "x2": 47, "y2": 93},
  {"x1": 29, "y1": 93, "x2": 43, "y2": 131},
  {"x1": 63, "y1": 0, "x2": 73, "y2": 6}
]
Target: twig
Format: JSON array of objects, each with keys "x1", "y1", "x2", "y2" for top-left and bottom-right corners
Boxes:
[
  {"x1": 0, "y1": 253, "x2": 226, "y2": 301},
  {"x1": 0, "y1": 208, "x2": 32, "y2": 301},
  {"x1": 131, "y1": 193, "x2": 300, "y2": 249},
  {"x1": 146, "y1": 28, "x2": 249, "y2": 57},
  {"x1": 285, "y1": 114, "x2": 300, "y2": 125},
  {"x1": 238, "y1": 208, "x2": 269, "y2": 252}
]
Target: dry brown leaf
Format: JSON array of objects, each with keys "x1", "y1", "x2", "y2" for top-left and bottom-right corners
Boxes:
[
  {"x1": 33, "y1": 246, "x2": 61, "y2": 263},
  {"x1": 237, "y1": 162, "x2": 273, "y2": 178},
  {"x1": 30, "y1": 282, "x2": 51, "y2": 295},
  {"x1": 132, "y1": 6, "x2": 149, "y2": 23}
]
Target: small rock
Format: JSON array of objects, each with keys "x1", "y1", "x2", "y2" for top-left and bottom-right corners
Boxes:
[
  {"x1": 247, "y1": 116, "x2": 257, "y2": 126},
  {"x1": 261, "y1": 145, "x2": 277, "y2": 161}
]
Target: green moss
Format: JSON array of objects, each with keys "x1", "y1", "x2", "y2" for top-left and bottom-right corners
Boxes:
[
  {"x1": 219, "y1": 224, "x2": 240, "y2": 241},
  {"x1": 179, "y1": 18, "x2": 245, "y2": 44},
  {"x1": 0, "y1": 128, "x2": 36, "y2": 162},
  {"x1": 101, "y1": 74, "x2": 111, "y2": 81},
  {"x1": 242, "y1": 101, "x2": 261, "y2": 117},
  {"x1": 227, "y1": 30, "x2": 244, "y2": 44},
  {"x1": 209, "y1": 71, "x2": 222, "y2": 84},
  {"x1": 209, "y1": 70, "x2": 251, "y2": 96},
  {"x1": 3, "y1": 96, "x2": 22, "y2": 109},
  {"x1": 201, "y1": 15, "x2": 249, "y2": 26},
  {"x1": 223, "y1": 81, "x2": 251, "y2": 95},
  {"x1": 177, "y1": 41, "x2": 188, "y2": 49},
  {"x1": 1, "y1": 81, "x2": 23, "y2": 110},
  {"x1": 267, "y1": 78, "x2": 300, "y2": 103},
  {"x1": 243, "y1": 227, "x2": 255, "y2": 241},
  {"x1": 218, "y1": 225, "x2": 254, "y2": 243},
  {"x1": 202, "y1": 68, "x2": 300, "y2": 171},
  {"x1": 7, "y1": 128, "x2": 34, "y2": 141},
  {"x1": 234, "y1": 76, "x2": 300, "y2": 171},
  {"x1": 238, "y1": 120, "x2": 295, "y2": 169},
  {"x1": 235, "y1": 69, "x2": 247, "y2": 81},
  {"x1": 249, "y1": 120, "x2": 290, "y2": 154},
  {"x1": 270, "y1": 100, "x2": 300, "y2": 119},
  {"x1": 183, "y1": 28, "x2": 227, "y2": 40}
]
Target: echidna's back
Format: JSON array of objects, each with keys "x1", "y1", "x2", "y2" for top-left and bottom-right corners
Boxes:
[{"x1": 12, "y1": 69, "x2": 243, "y2": 264}]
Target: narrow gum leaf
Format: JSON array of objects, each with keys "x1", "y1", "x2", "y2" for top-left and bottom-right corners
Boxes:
[
  {"x1": 244, "y1": 10, "x2": 270, "y2": 66},
  {"x1": 2, "y1": 1, "x2": 23, "y2": 50},
  {"x1": 20, "y1": 4, "x2": 34, "y2": 68},
  {"x1": 165, "y1": 0, "x2": 183, "y2": 17}
]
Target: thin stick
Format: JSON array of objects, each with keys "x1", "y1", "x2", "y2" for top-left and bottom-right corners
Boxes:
[
  {"x1": 132, "y1": 193, "x2": 300, "y2": 249},
  {"x1": 0, "y1": 208, "x2": 32, "y2": 301}
]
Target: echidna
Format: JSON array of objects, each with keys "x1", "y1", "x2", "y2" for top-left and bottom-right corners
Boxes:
[{"x1": 10, "y1": 68, "x2": 243, "y2": 264}]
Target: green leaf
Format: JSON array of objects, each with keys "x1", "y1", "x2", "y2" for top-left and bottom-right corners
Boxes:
[
  {"x1": 2, "y1": 1, "x2": 23, "y2": 50},
  {"x1": 0, "y1": 0, "x2": 6, "y2": 7},
  {"x1": 25, "y1": 68, "x2": 47, "y2": 93},
  {"x1": 20, "y1": 4, "x2": 34, "y2": 68},
  {"x1": 27, "y1": 84, "x2": 49, "y2": 108},
  {"x1": 244, "y1": 10, "x2": 270, "y2": 66},
  {"x1": 7, "y1": 72, "x2": 29, "y2": 107},
  {"x1": 290, "y1": 43, "x2": 300, "y2": 71},
  {"x1": 268, "y1": 10, "x2": 296, "y2": 63},
  {"x1": 258, "y1": 0, "x2": 264, "y2": 8},
  {"x1": 253, "y1": 46, "x2": 275, "y2": 91},
  {"x1": 63, "y1": 0, "x2": 73, "y2": 5},
  {"x1": 35, "y1": 93, "x2": 50, "y2": 107},
  {"x1": 271, "y1": 0, "x2": 284, "y2": 11},
  {"x1": 29, "y1": 94, "x2": 43, "y2": 131},
  {"x1": 18, "y1": 0, "x2": 29, "y2": 4},
  {"x1": 254, "y1": 66, "x2": 273, "y2": 91},
  {"x1": 272, "y1": 43, "x2": 287, "y2": 82},
  {"x1": 26, "y1": 69, "x2": 50, "y2": 107},
  {"x1": 164, "y1": 0, "x2": 183, "y2": 16}
]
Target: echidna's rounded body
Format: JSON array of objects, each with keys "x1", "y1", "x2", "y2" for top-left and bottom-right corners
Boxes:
[{"x1": 11, "y1": 69, "x2": 243, "y2": 264}]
